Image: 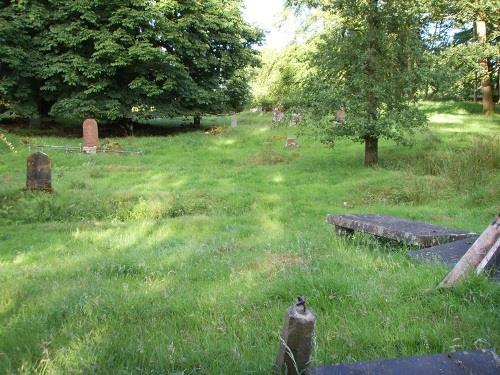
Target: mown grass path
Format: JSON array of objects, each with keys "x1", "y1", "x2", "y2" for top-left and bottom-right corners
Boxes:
[{"x1": 0, "y1": 102, "x2": 499, "y2": 373}]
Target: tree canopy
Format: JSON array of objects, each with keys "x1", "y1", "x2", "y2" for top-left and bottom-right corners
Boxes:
[{"x1": 0, "y1": 0, "x2": 263, "y2": 123}]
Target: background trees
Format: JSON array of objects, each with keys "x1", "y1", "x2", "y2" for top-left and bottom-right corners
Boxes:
[
  {"x1": 0, "y1": 0, "x2": 262, "y2": 124},
  {"x1": 286, "y1": 0, "x2": 428, "y2": 165}
]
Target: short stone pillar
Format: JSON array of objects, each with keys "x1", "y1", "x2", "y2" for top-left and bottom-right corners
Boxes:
[
  {"x1": 26, "y1": 152, "x2": 52, "y2": 192},
  {"x1": 275, "y1": 298, "x2": 316, "y2": 375},
  {"x1": 231, "y1": 115, "x2": 238, "y2": 128},
  {"x1": 82, "y1": 118, "x2": 99, "y2": 153}
]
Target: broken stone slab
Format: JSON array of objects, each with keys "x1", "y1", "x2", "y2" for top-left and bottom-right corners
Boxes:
[
  {"x1": 326, "y1": 214, "x2": 476, "y2": 247},
  {"x1": 408, "y1": 237, "x2": 499, "y2": 281},
  {"x1": 314, "y1": 349, "x2": 500, "y2": 375},
  {"x1": 408, "y1": 237, "x2": 480, "y2": 268}
]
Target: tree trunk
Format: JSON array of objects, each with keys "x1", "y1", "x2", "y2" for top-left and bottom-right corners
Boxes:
[
  {"x1": 364, "y1": 0, "x2": 379, "y2": 167},
  {"x1": 364, "y1": 136, "x2": 378, "y2": 166},
  {"x1": 193, "y1": 114, "x2": 201, "y2": 127},
  {"x1": 476, "y1": 20, "x2": 494, "y2": 116}
]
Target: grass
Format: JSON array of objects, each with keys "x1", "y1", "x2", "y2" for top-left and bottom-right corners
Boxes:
[{"x1": 0, "y1": 102, "x2": 499, "y2": 374}]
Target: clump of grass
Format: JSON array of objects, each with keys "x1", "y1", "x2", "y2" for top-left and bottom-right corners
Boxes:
[
  {"x1": 427, "y1": 138, "x2": 499, "y2": 191},
  {"x1": 247, "y1": 151, "x2": 288, "y2": 165}
]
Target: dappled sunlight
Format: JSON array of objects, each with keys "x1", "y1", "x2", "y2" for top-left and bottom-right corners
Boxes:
[
  {"x1": 429, "y1": 114, "x2": 465, "y2": 124},
  {"x1": 215, "y1": 138, "x2": 237, "y2": 146},
  {"x1": 272, "y1": 173, "x2": 285, "y2": 183},
  {"x1": 253, "y1": 126, "x2": 270, "y2": 135}
]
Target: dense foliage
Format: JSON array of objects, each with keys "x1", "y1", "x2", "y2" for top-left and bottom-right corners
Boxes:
[
  {"x1": 252, "y1": 1, "x2": 498, "y2": 165},
  {"x1": 0, "y1": 0, "x2": 262, "y2": 123}
]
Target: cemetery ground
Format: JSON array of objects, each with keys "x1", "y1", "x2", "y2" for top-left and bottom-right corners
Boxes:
[{"x1": 0, "y1": 102, "x2": 499, "y2": 373}]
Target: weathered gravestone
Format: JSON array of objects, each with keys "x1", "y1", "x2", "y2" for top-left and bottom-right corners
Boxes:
[
  {"x1": 82, "y1": 118, "x2": 99, "y2": 153},
  {"x1": 335, "y1": 109, "x2": 345, "y2": 124},
  {"x1": 26, "y1": 152, "x2": 52, "y2": 192},
  {"x1": 326, "y1": 214, "x2": 477, "y2": 247},
  {"x1": 285, "y1": 138, "x2": 300, "y2": 148},
  {"x1": 231, "y1": 115, "x2": 238, "y2": 128},
  {"x1": 273, "y1": 107, "x2": 285, "y2": 123}
]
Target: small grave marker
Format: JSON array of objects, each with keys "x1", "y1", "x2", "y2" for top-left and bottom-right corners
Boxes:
[
  {"x1": 335, "y1": 110, "x2": 345, "y2": 124},
  {"x1": 231, "y1": 115, "x2": 238, "y2": 128},
  {"x1": 82, "y1": 118, "x2": 98, "y2": 153},
  {"x1": 273, "y1": 107, "x2": 285, "y2": 123},
  {"x1": 285, "y1": 138, "x2": 300, "y2": 148},
  {"x1": 26, "y1": 152, "x2": 52, "y2": 192}
]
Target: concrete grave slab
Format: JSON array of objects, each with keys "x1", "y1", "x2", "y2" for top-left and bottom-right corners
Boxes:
[
  {"x1": 408, "y1": 237, "x2": 500, "y2": 281},
  {"x1": 315, "y1": 349, "x2": 500, "y2": 375},
  {"x1": 408, "y1": 237, "x2": 479, "y2": 268},
  {"x1": 326, "y1": 214, "x2": 476, "y2": 247}
]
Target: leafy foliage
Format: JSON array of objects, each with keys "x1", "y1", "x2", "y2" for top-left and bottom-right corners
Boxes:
[{"x1": 0, "y1": 0, "x2": 262, "y2": 122}]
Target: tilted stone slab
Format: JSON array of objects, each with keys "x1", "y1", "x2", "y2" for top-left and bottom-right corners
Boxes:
[
  {"x1": 409, "y1": 237, "x2": 500, "y2": 281},
  {"x1": 326, "y1": 214, "x2": 476, "y2": 247},
  {"x1": 315, "y1": 349, "x2": 500, "y2": 375}
]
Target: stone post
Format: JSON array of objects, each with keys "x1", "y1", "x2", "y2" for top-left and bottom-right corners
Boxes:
[{"x1": 275, "y1": 298, "x2": 316, "y2": 375}]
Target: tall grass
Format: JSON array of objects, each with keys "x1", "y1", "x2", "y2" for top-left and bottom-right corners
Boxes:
[{"x1": 0, "y1": 102, "x2": 499, "y2": 373}]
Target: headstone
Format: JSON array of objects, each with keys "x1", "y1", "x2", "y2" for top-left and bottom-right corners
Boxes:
[
  {"x1": 326, "y1": 214, "x2": 477, "y2": 247},
  {"x1": 285, "y1": 138, "x2": 300, "y2": 148},
  {"x1": 82, "y1": 118, "x2": 98, "y2": 153},
  {"x1": 291, "y1": 113, "x2": 302, "y2": 125},
  {"x1": 273, "y1": 107, "x2": 285, "y2": 123},
  {"x1": 335, "y1": 110, "x2": 345, "y2": 124},
  {"x1": 275, "y1": 299, "x2": 316, "y2": 375},
  {"x1": 315, "y1": 350, "x2": 500, "y2": 375},
  {"x1": 231, "y1": 115, "x2": 238, "y2": 128},
  {"x1": 26, "y1": 152, "x2": 52, "y2": 192}
]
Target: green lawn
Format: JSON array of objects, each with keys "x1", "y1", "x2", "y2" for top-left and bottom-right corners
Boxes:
[{"x1": 0, "y1": 102, "x2": 499, "y2": 374}]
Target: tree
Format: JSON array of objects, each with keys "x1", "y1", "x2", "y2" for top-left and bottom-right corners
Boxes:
[
  {"x1": 288, "y1": 0, "x2": 427, "y2": 165},
  {"x1": 0, "y1": 0, "x2": 262, "y2": 124},
  {"x1": 422, "y1": 1, "x2": 499, "y2": 112}
]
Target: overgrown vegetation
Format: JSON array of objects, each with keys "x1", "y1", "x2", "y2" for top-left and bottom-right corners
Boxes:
[{"x1": 0, "y1": 102, "x2": 498, "y2": 373}]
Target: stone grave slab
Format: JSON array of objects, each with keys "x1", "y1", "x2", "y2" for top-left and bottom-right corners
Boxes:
[
  {"x1": 315, "y1": 349, "x2": 499, "y2": 375},
  {"x1": 26, "y1": 152, "x2": 52, "y2": 192},
  {"x1": 409, "y1": 237, "x2": 500, "y2": 281},
  {"x1": 326, "y1": 214, "x2": 476, "y2": 247}
]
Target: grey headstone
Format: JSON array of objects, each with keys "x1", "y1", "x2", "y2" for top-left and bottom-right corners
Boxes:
[
  {"x1": 231, "y1": 115, "x2": 237, "y2": 128},
  {"x1": 326, "y1": 214, "x2": 477, "y2": 247},
  {"x1": 315, "y1": 349, "x2": 500, "y2": 375},
  {"x1": 26, "y1": 152, "x2": 52, "y2": 192}
]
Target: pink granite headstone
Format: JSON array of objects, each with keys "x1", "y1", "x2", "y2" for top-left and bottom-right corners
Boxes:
[{"x1": 82, "y1": 119, "x2": 99, "y2": 152}]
